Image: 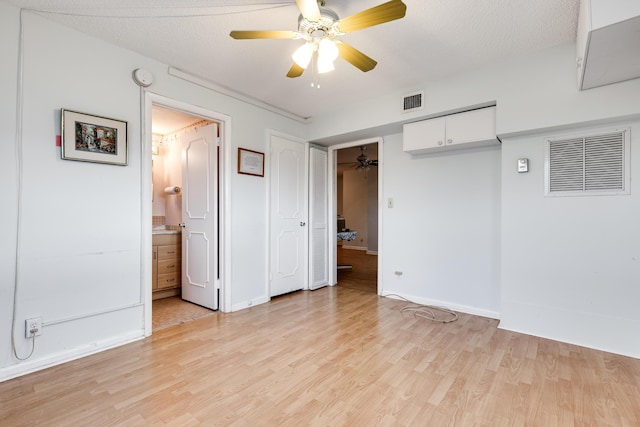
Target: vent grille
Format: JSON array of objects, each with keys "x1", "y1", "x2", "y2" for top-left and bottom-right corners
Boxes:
[
  {"x1": 547, "y1": 130, "x2": 628, "y2": 195},
  {"x1": 403, "y1": 92, "x2": 423, "y2": 112}
]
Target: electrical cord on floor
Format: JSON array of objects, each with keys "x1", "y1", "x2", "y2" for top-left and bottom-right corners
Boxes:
[{"x1": 385, "y1": 293, "x2": 459, "y2": 323}]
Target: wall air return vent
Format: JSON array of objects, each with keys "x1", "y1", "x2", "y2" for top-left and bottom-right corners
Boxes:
[
  {"x1": 402, "y1": 91, "x2": 423, "y2": 113},
  {"x1": 545, "y1": 128, "x2": 630, "y2": 196}
]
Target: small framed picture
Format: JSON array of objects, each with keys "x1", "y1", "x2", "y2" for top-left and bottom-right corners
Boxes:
[
  {"x1": 61, "y1": 109, "x2": 128, "y2": 166},
  {"x1": 238, "y1": 147, "x2": 265, "y2": 177}
]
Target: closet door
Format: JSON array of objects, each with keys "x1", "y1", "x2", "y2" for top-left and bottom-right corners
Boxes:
[
  {"x1": 309, "y1": 147, "x2": 328, "y2": 290},
  {"x1": 269, "y1": 133, "x2": 308, "y2": 297}
]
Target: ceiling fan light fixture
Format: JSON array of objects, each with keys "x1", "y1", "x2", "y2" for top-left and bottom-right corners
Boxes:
[
  {"x1": 317, "y1": 55, "x2": 335, "y2": 74},
  {"x1": 230, "y1": 0, "x2": 407, "y2": 79},
  {"x1": 318, "y1": 38, "x2": 338, "y2": 62},
  {"x1": 292, "y1": 42, "x2": 315, "y2": 68}
]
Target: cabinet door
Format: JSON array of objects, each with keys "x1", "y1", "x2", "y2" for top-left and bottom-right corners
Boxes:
[
  {"x1": 403, "y1": 116, "x2": 446, "y2": 153},
  {"x1": 152, "y1": 246, "x2": 158, "y2": 291},
  {"x1": 445, "y1": 107, "x2": 496, "y2": 147}
]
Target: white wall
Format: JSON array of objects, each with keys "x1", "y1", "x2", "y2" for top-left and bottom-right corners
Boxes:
[
  {"x1": 342, "y1": 169, "x2": 369, "y2": 249},
  {"x1": 382, "y1": 137, "x2": 502, "y2": 318},
  {"x1": 162, "y1": 138, "x2": 182, "y2": 226},
  {"x1": 3, "y1": 0, "x2": 640, "y2": 381},
  {"x1": 151, "y1": 151, "x2": 166, "y2": 217},
  {"x1": 0, "y1": 1, "x2": 23, "y2": 378},
  {"x1": 307, "y1": 42, "x2": 640, "y2": 144},
  {"x1": 308, "y1": 38, "x2": 640, "y2": 357},
  {"x1": 1, "y1": 3, "x2": 306, "y2": 380},
  {"x1": 500, "y1": 120, "x2": 640, "y2": 357}
]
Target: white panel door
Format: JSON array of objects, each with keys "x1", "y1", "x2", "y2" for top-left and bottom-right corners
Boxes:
[
  {"x1": 181, "y1": 124, "x2": 219, "y2": 310},
  {"x1": 309, "y1": 147, "x2": 328, "y2": 290},
  {"x1": 270, "y1": 134, "x2": 308, "y2": 297}
]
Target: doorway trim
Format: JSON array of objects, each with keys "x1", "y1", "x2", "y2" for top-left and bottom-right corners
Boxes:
[
  {"x1": 327, "y1": 137, "x2": 384, "y2": 294},
  {"x1": 142, "y1": 92, "x2": 232, "y2": 336}
]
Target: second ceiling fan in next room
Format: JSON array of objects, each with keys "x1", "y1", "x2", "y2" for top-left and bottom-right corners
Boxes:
[
  {"x1": 339, "y1": 146, "x2": 378, "y2": 171},
  {"x1": 229, "y1": 0, "x2": 407, "y2": 78}
]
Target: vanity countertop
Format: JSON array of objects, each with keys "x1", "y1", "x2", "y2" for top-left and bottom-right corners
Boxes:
[{"x1": 152, "y1": 227, "x2": 181, "y2": 235}]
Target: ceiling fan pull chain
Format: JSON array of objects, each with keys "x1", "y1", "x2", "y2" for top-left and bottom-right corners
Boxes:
[{"x1": 310, "y1": 56, "x2": 321, "y2": 89}]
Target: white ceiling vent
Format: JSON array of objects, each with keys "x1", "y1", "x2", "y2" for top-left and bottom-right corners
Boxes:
[
  {"x1": 402, "y1": 91, "x2": 423, "y2": 113},
  {"x1": 545, "y1": 128, "x2": 630, "y2": 196}
]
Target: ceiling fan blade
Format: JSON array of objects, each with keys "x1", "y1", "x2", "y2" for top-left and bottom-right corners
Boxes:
[
  {"x1": 230, "y1": 30, "x2": 298, "y2": 39},
  {"x1": 336, "y1": 0, "x2": 407, "y2": 34},
  {"x1": 296, "y1": 0, "x2": 321, "y2": 22},
  {"x1": 337, "y1": 42, "x2": 377, "y2": 72},
  {"x1": 286, "y1": 63, "x2": 305, "y2": 78},
  {"x1": 370, "y1": 160, "x2": 379, "y2": 166}
]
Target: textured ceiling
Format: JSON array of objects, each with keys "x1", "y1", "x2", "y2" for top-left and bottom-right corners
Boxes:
[{"x1": 7, "y1": 0, "x2": 580, "y2": 119}]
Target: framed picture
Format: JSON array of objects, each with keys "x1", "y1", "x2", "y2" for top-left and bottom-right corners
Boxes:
[
  {"x1": 238, "y1": 147, "x2": 264, "y2": 177},
  {"x1": 61, "y1": 109, "x2": 128, "y2": 166}
]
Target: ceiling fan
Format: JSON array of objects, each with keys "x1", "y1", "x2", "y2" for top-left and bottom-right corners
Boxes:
[
  {"x1": 339, "y1": 146, "x2": 379, "y2": 170},
  {"x1": 230, "y1": 0, "x2": 407, "y2": 78}
]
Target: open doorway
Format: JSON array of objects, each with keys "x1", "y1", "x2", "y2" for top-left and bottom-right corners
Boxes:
[
  {"x1": 334, "y1": 143, "x2": 379, "y2": 293},
  {"x1": 150, "y1": 104, "x2": 217, "y2": 330}
]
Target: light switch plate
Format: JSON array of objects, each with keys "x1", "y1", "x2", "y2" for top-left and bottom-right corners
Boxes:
[{"x1": 517, "y1": 158, "x2": 529, "y2": 173}]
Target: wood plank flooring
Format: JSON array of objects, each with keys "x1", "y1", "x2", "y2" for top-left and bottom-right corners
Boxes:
[
  {"x1": 153, "y1": 296, "x2": 215, "y2": 331},
  {"x1": 337, "y1": 247, "x2": 377, "y2": 293},
  {"x1": 2, "y1": 286, "x2": 640, "y2": 426}
]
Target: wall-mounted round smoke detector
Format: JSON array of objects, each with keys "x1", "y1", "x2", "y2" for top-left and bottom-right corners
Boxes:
[{"x1": 132, "y1": 68, "x2": 153, "y2": 87}]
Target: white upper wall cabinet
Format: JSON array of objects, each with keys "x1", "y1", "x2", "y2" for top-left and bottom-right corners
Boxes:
[
  {"x1": 577, "y1": 0, "x2": 640, "y2": 90},
  {"x1": 403, "y1": 106, "x2": 498, "y2": 155}
]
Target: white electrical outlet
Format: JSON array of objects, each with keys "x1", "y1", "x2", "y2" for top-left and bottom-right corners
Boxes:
[{"x1": 25, "y1": 317, "x2": 42, "y2": 338}]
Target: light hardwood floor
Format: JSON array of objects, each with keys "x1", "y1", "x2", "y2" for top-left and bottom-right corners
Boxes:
[
  {"x1": 2, "y1": 286, "x2": 639, "y2": 426},
  {"x1": 337, "y1": 247, "x2": 377, "y2": 293},
  {"x1": 153, "y1": 296, "x2": 215, "y2": 331}
]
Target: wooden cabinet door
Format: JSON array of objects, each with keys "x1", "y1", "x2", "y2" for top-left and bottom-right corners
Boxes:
[
  {"x1": 403, "y1": 116, "x2": 446, "y2": 152},
  {"x1": 445, "y1": 107, "x2": 496, "y2": 147}
]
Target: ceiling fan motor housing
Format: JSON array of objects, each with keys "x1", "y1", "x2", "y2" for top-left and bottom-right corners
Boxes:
[{"x1": 298, "y1": 7, "x2": 340, "y2": 39}]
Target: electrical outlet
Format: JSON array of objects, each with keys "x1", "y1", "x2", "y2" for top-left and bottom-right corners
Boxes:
[{"x1": 25, "y1": 317, "x2": 42, "y2": 338}]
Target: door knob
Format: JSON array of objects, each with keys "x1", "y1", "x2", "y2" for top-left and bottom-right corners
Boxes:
[
  {"x1": 179, "y1": 223, "x2": 186, "y2": 228},
  {"x1": 300, "y1": 222, "x2": 306, "y2": 226}
]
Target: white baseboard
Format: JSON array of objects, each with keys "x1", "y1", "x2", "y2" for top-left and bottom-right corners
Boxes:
[
  {"x1": 0, "y1": 330, "x2": 144, "y2": 383},
  {"x1": 499, "y1": 300, "x2": 640, "y2": 359},
  {"x1": 381, "y1": 291, "x2": 500, "y2": 320},
  {"x1": 231, "y1": 295, "x2": 270, "y2": 312}
]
